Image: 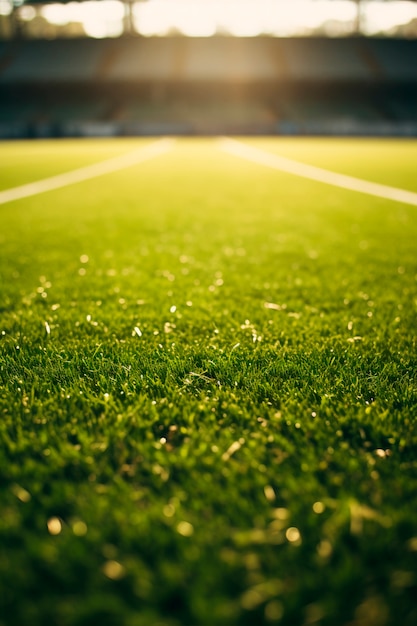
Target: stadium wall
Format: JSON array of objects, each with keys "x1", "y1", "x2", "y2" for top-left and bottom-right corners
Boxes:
[{"x1": 0, "y1": 36, "x2": 416, "y2": 137}]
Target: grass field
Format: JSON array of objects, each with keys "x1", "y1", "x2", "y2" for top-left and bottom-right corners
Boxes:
[{"x1": 1, "y1": 137, "x2": 417, "y2": 626}]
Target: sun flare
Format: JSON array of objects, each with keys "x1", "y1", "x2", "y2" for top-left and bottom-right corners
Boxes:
[{"x1": 15, "y1": 0, "x2": 417, "y2": 38}]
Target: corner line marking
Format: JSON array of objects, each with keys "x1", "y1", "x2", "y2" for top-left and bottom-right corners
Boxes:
[
  {"x1": 0, "y1": 137, "x2": 175, "y2": 206},
  {"x1": 218, "y1": 137, "x2": 417, "y2": 207}
]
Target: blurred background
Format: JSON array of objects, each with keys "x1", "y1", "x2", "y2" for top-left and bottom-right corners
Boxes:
[{"x1": 0, "y1": 0, "x2": 416, "y2": 138}]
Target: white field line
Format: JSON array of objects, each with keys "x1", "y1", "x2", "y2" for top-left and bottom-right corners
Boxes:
[
  {"x1": 219, "y1": 137, "x2": 417, "y2": 207},
  {"x1": 0, "y1": 138, "x2": 175, "y2": 206}
]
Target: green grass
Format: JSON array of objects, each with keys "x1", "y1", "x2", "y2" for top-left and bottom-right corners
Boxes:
[{"x1": 1, "y1": 137, "x2": 417, "y2": 626}]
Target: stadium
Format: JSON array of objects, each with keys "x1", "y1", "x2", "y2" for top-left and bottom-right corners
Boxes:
[{"x1": 1, "y1": 1, "x2": 417, "y2": 625}]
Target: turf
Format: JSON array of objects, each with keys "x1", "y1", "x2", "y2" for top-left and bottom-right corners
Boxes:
[{"x1": 1, "y1": 137, "x2": 417, "y2": 626}]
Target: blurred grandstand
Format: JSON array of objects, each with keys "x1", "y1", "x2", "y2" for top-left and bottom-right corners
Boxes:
[{"x1": 0, "y1": 0, "x2": 416, "y2": 137}]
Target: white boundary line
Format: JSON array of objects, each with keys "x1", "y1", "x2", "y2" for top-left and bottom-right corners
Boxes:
[
  {"x1": 219, "y1": 137, "x2": 417, "y2": 207},
  {"x1": 0, "y1": 138, "x2": 175, "y2": 206}
]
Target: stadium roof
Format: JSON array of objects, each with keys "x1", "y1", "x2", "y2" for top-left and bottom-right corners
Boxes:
[
  {"x1": 7, "y1": 0, "x2": 417, "y2": 40},
  {"x1": 16, "y1": 0, "x2": 417, "y2": 4}
]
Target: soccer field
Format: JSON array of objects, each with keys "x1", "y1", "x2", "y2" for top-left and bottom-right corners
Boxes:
[{"x1": 1, "y1": 137, "x2": 417, "y2": 626}]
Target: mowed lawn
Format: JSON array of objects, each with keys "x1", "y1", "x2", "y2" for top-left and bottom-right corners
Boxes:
[{"x1": 1, "y1": 138, "x2": 417, "y2": 626}]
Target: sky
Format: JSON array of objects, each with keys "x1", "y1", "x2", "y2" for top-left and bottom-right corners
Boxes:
[{"x1": 2, "y1": 0, "x2": 417, "y2": 38}]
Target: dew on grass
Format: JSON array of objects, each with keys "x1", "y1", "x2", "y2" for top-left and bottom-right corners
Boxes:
[
  {"x1": 72, "y1": 520, "x2": 88, "y2": 536},
  {"x1": 347, "y1": 336, "x2": 363, "y2": 343},
  {"x1": 222, "y1": 439, "x2": 244, "y2": 461},
  {"x1": 12, "y1": 484, "x2": 31, "y2": 503},
  {"x1": 313, "y1": 502, "x2": 325, "y2": 514},
  {"x1": 264, "y1": 302, "x2": 284, "y2": 311},
  {"x1": 317, "y1": 540, "x2": 333, "y2": 559},
  {"x1": 177, "y1": 521, "x2": 194, "y2": 537},
  {"x1": 47, "y1": 517, "x2": 62, "y2": 535},
  {"x1": 102, "y1": 560, "x2": 125, "y2": 580},
  {"x1": 152, "y1": 464, "x2": 169, "y2": 481},
  {"x1": 44, "y1": 321, "x2": 51, "y2": 335},
  {"x1": 133, "y1": 326, "x2": 142, "y2": 337},
  {"x1": 286, "y1": 527, "x2": 301, "y2": 544},
  {"x1": 264, "y1": 485, "x2": 276, "y2": 502},
  {"x1": 163, "y1": 504, "x2": 175, "y2": 517},
  {"x1": 375, "y1": 449, "x2": 391, "y2": 458},
  {"x1": 272, "y1": 508, "x2": 289, "y2": 521},
  {"x1": 162, "y1": 270, "x2": 175, "y2": 282}
]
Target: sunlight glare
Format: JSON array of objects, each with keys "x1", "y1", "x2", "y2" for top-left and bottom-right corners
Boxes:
[
  {"x1": 41, "y1": 1, "x2": 125, "y2": 37},
  {"x1": 30, "y1": 0, "x2": 417, "y2": 38},
  {"x1": 134, "y1": 0, "x2": 358, "y2": 37},
  {"x1": 0, "y1": 0, "x2": 12, "y2": 17},
  {"x1": 362, "y1": 1, "x2": 417, "y2": 34},
  {"x1": 134, "y1": 0, "x2": 217, "y2": 36}
]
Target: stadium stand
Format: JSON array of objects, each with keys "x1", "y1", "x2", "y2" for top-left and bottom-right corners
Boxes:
[
  {"x1": 180, "y1": 38, "x2": 279, "y2": 82},
  {"x1": 0, "y1": 39, "x2": 103, "y2": 83},
  {"x1": 105, "y1": 38, "x2": 182, "y2": 82},
  {"x1": 366, "y1": 39, "x2": 417, "y2": 81},
  {"x1": 0, "y1": 36, "x2": 416, "y2": 137},
  {"x1": 280, "y1": 38, "x2": 371, "y2": 81}
]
